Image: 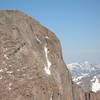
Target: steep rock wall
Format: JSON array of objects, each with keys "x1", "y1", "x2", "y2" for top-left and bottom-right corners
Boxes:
[
  {"x1": 0, "y1": 10, "x2": 73, "y2": 100},
  {"x1": 72, "y1": 82, "x2": 100, "y2": 100}
]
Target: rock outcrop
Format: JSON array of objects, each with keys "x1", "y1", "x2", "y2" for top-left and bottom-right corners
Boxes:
[
  {"x1": 0, "y1": 10, "x2": 73, "y2": 100},
  {"x1": 72, "y1": 82, "x2": 100, "y2": 100},
  {"x1": 0, "y1": 10, "x2": 99, "y2": 100}
]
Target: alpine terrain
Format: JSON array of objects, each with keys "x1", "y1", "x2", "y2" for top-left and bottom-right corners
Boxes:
[
  {"x1": 0, "y1": 10, "x2": 100, "y2": 100},
  {"x1": 67, "y1": 61, "x2": 100, "y2": 93}
]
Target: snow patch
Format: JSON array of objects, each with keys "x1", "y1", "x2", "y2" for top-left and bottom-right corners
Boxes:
[
  {"x1": 73, "y1": 73, "x2": 88, "y2": 82},
  {"x1": 77, "y1": 81, "x2": 81, "y2": 85},
  {"x1": 92, "y1": 76, "x2": 100, "y2": 92},
  {"x1": 44, "y1": 66, "x2": 51, "y2": 75},
  {"x1": 91, "y1": 76, "x2": 96, "y2": 82},
  {"x1": 44, "y1": 46, "x2": 51, "y2": 75}
]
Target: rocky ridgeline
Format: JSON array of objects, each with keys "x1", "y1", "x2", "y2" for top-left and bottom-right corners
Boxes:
[{"x1": 0, "y1": 10, "x2": 99, "y2": 100}]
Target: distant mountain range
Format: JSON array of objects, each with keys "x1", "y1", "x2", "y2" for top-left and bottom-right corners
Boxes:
[{"x1": 67, "y1": 61, "x2": 100, "y2": 93}]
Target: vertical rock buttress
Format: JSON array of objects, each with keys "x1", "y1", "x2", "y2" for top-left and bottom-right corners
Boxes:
[{"x1": 0, "y1": 10, "x2": 74, "y2": 100}]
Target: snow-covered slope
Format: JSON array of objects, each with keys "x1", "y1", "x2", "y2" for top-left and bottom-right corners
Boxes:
[{"x1": 67, "y1": 61, "x2": 100, "y2": 92}]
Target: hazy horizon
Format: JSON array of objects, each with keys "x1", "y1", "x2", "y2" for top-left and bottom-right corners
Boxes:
[{"x1": 0, "y1": 0, "x2": 100, "y2": 64}]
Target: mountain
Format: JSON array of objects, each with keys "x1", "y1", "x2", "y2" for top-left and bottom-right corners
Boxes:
[
  {"x1": 0, "y1": 10, "x2": 100, "y2": 100},
  {"x1": 0, "y1": 10, "x2": 74, "y2": 100},
  {"x1": 67, "y1": 61, "x2": 100, "y2": 93}
]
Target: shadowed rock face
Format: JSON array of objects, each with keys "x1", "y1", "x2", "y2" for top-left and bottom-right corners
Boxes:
[{"x1": 0, "y1": 10, "x2": 73, "y2": 100}]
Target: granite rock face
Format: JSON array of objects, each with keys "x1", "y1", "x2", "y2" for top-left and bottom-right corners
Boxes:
[{"x1": 0, "y1": 10, "x2": 73, "y2": 100}]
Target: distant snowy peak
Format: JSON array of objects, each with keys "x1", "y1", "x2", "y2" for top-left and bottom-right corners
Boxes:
[
  {"x1": 67, "y1": 63, "x2": 80, "y2": 70},
  {"x1": 68, "y1": 61, "x2": 90, "y2": 68},
  {"x1": 67, "y1": 62, "x2": 100, "y2": 93}
]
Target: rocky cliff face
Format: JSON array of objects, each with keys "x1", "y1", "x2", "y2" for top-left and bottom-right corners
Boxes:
[
  {"x1": 0, "y1": 10, "x2": 73, "y2": 100},
  {"x1": 72, "y1": 82, "x2": 100, "y2": 100},
  {"x1": 0, "y1": 10, "x2": 99, "y2": 100}
]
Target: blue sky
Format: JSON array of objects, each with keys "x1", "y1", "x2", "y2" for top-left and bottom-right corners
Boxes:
[{"x1": 0, "y1": 0, "x2": 100, "y2": 64}]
